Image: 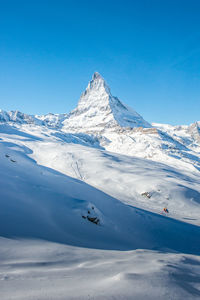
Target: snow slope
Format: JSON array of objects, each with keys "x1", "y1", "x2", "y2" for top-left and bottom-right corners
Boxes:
[
  {"x1": 1, "y1": 130, "x2": 200, "y2": 252},
  {"x1": 1, "y1": 238, "x2": 200, "y2": 300},
  {"x1": 1, "y1": 124, "x2": 200, "y2": 299},
  {"x1": 1, "y1": 122, "x2": 200, "y2": 226},
  {"x1": 0, "y1": 72, "x2": 200, "y2": 299}
]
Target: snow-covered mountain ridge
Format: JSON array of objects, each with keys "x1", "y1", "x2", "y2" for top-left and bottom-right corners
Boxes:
[
  {"x1": 0, "y1": 109, "x2": 67, "y2": 128},
  {"x1": 0, "y1": 72, "x2": 199, "y2": 171}
]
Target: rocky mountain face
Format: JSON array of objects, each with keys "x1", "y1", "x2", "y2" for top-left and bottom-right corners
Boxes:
[
  {"x1": 62, "y1": 72, "x2": 151, "y2": 133},
  {"x1": 0, "y1": 73, "x2": 199, "y2": 171}
]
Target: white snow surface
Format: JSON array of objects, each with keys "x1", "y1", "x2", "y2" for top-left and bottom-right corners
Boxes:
[
  {"x1": 1, "y1": 238, "x2": 200, "y2": 300},
  {"x1": 0, "y1": 122, "x2": 200, "y2": 299},
  {"x1": 0, "y1": 72, "x2": 200, "y2": 299}
]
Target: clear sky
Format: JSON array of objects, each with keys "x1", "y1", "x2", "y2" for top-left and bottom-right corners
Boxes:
[{"x1": 0, "y1": 0, "x2": 199, "y2": 125}]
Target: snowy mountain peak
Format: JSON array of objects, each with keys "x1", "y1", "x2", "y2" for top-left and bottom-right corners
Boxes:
[
  {"x1": 92, "y1": 71, "x2": 103, "y2": 80},
  {"x1": 81, "y1": 72, "x2": 110, "y2": 98},
  {"x1": 63, "y1": 73, "x2": 151, "y2": 133}
]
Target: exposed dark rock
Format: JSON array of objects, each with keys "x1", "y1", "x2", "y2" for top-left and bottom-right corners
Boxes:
[
  {"x1": 87, "y1": 216, "x2": 100, "y2": 225},
  {"x1": 141, "y1": 192, "x2": 151, "y2": 199}
]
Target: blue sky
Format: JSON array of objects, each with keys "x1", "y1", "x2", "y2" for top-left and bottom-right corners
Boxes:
[{"x1": 0, "y1": 0, "x2": 199, "y2": 125}]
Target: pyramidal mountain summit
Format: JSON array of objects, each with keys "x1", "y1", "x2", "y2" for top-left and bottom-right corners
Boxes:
[{"x1": 62, "y1": 72, "x2": 151, "y2": 133}]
